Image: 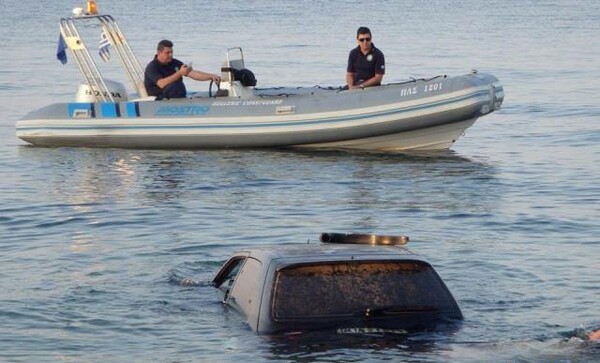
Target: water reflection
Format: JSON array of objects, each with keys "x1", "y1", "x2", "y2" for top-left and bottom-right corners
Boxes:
[
  {"x1": 17, "y1": 146, "x2": 500, "y2": 232},
  {"x1": 141, "y1": 157, "x2": 187, "y2": 203},
  {"x1": 264, "y1": 149, "x2": 501, "y2": 233},
  {"x1": 263, "y1": 324, "x2": 461, "y2": 362},
  {"x1": 17, "y1": 147, "x2": 142, "y2": 203},
  {"x1": 259, "y1": 324, "x2": 600, "y2": 362}
]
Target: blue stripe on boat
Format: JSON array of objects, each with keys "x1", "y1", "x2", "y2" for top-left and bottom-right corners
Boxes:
[
  {"x1": 125, "y1": 102, "x2": 139, "y2": 117},
  {"x1": 100, "y1": 103, "x2": 119, "y2": 117}
]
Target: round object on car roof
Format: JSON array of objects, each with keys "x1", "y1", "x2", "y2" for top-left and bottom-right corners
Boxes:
[{"x1": 320, "y1": 233, "x2": 409, "y2": 246}]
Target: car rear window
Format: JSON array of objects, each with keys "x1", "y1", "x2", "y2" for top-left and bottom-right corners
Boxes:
[{"x1": 272, "y1": 260, "x2": 458, "y2": 319}]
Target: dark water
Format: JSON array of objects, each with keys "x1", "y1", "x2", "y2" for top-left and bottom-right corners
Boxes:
[{"x1": 1, "y1": 0, "x2": 599, "y2": 362}]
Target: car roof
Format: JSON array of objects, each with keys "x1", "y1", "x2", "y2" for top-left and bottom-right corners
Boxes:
[{"x1": 233, "y1": 243, "x2": 420, "y2": 265}]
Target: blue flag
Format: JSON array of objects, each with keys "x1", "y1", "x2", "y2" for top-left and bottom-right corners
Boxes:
[{"x1": 56, "y1": 34, "x2": 67, "y2": 64}]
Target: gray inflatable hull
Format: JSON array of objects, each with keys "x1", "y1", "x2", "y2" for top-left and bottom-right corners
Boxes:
[{"x1": 16, "y1": 73, "x2": 503, "y2": 151}]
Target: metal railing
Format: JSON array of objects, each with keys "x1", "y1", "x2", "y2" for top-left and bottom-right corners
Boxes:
[{"x1": 59, "y1": 14, "x2": 147, "y2": 102}]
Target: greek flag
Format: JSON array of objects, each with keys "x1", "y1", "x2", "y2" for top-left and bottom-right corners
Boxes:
[
  {"x1": 99, "y1": 30, "x2": 111, "y2": 62},
  {"x1": 56, "y1": 34, "x2": 67, "y2": 64}
]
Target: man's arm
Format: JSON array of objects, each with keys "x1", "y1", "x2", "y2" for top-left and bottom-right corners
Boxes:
[
  {"x1": 156, "y1": 65, "x2": 189, "y2": 89},
  {"x1": 346, "y1": 72, "x2": 356, "y2": 89},
  {"x1": 359, "y1": 74, "x2": 383, "y2": 88},
  {"x1": 346, "y1": 50, "x2": 357, "y2": 89},
  {"x1": 188, "y1": 69, "x2": 221, "y2": 83}
]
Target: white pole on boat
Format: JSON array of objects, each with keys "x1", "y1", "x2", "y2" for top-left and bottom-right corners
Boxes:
[
  {"x1": 98, "y1": 15, "x2": 148, "y2": 98},
  {"x1": 60, "y1": 16, "x2": 114, "y2": 102}
]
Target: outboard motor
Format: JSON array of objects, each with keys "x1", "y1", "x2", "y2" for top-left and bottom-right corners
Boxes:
[{"x1": 75, "y1": 79, "x2": 128, "y2": 102}]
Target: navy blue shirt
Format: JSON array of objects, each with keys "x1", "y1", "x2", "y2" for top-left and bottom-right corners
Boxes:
[
  {"x1": 144, "y1": 56, "x2": 187, "y2": 99},
  {"x1": 347, "y1": 44, "x2": 385, "y2": 85}
]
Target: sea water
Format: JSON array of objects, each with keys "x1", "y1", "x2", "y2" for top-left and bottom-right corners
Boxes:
[{"x1": 1, "y1": 0, "x2": 599, "y2": 361}]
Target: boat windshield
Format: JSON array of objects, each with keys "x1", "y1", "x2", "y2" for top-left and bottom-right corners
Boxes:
[{"x1": 271, "y1": 260, "x2": 460, "y2": 319}]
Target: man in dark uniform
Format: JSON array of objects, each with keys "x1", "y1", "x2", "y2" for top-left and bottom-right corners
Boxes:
[
  {"x1": 346, "y1": 27, "x2": 385, "y2": 90},
  {"x1": 144, "y1": 39, "x2": 221, "y2": 99}
]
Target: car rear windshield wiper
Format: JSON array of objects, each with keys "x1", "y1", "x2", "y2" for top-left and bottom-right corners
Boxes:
[{"x1": 357, "y1": 305, "x2": 439, "y2": 317}]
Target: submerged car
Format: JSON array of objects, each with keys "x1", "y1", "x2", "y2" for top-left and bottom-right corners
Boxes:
[{"x1": 212, "y1": 233, "x2": 462, "y2": 335}]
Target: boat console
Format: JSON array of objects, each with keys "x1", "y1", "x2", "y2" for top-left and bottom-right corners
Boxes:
[{"x1": 216, "y1": 47, "x2": 257, "y2": 99}]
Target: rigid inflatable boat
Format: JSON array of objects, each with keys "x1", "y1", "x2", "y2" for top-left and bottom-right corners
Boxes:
[{"x1": 16, "y1": 10, "x2": 504, "y2": 151}]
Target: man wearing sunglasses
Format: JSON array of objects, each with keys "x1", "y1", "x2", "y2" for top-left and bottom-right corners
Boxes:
[{"x1": 346, "y1": 27, "x2": 385, "y2": 90}]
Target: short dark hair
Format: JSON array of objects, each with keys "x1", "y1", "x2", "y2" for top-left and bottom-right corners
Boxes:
[
  {"x1": 356, "y1": 27, "x2": 371, "y2": 38},
  {"x1": 157, "y1": 39, "x2": 173, "y2": 51}
]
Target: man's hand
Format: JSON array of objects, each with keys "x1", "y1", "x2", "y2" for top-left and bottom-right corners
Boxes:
[{"x1": 179, "y1": 64, "x2": 192, "y2": 77}]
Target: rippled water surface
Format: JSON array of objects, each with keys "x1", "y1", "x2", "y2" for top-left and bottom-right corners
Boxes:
[{"x1": 1, "y1": 0, "x2": 599, "y2": 362}]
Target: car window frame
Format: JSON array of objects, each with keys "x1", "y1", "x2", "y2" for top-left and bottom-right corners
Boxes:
[{"x1": 213, "y1": 256, "x2": 247, "y2": 300}]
